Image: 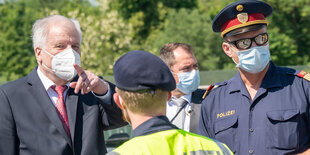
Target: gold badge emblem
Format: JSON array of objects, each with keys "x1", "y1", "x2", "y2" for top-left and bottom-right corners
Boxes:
[
  {"x1": 236, "y1": 5, "x2": 244, "y2": 12},
  {"x1": 297, "y1": 70, "x2": 310, "y2": 82},
  {"x1": 299, "y1": 70, "x2": 308, "y2": 76},
  {"x1": 303, "y1": 73, "x2": 310, "y2": 81},
  {"x1": 237, "y1": 13, "x2": 248, "y2": 24}
]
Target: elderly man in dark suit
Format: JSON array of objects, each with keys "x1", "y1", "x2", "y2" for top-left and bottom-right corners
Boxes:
[
  {"x1": 159, "y1": 42, "x2": 204, "y2": 134},
  {"x1": 0, "y1": 15, "x2": 126, "y2": 155}
]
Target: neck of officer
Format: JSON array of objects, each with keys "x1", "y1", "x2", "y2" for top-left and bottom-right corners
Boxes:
[
  {"x1": 128, "y1": 110, "x2": 162, "y2": 130},
  {"x1": 239, "y1": 63, "x2": 269, "y2": 100}
]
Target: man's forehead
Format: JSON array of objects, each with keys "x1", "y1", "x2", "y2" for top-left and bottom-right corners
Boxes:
[
  {"x1": 48, "y1": 21, "x2": 76, "y2": 32},
  {"x1": 173, "y1": 47, "x2": 194, "y2": 57},
  {"x1": 46, "y1": 24, "x2": 79, "y2": 40},
  {"x1": 172, "y1": 55, "x2": 197, "y2": 69}
]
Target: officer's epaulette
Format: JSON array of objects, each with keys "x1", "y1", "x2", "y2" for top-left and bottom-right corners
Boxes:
[
  {"x1": 296, "y1": 70, "x2": 310, "y2": 82},
  {"x1": 202, "y1": 84, "x2": 219, "y2": 100}
]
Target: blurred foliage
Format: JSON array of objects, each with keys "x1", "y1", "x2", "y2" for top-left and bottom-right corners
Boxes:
[
  {"x1": 0, "y1": 0, "x2": 39, "y2": 80},
  {"x1": 145, "y1": 8, "x2": 225, "y2": 70},
  {"x1": 0, "y1": 0, "x2": 310, "y2": 82},
  {"x1": 48, "y1": 0, "x2": 133, "y2": 76},
  {"x1": 265, "y1": 0, "x2": 310, "y2": 66},
  {"x1": 110, "y1": 0, "x2": 197, "y2": 42}
]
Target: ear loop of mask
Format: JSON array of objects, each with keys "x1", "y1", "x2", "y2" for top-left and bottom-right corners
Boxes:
[
  {"x1": 40, "y1": 49, "x2": 56, "y2": 72},
  {"x1": 171, "y1": 71, "x2": 180, "y2": 85},
  {"x1": 118, "y1": 96, "x2": 131, "y2": 125},
  {"x1": 229, "y1": 44, "x2": 240, "y2": 66}
]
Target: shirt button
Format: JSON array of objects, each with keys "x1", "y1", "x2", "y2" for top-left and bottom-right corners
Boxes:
[
  {"x1": 249, "y1": 128, "x2": 254, "y2": 132},
  {"x1": 249, "y1": 149, "x2": 254, "y2": 154}
]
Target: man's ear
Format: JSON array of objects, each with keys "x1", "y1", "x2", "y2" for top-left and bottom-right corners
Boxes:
[
  {"x1": 35, "y1": 47, "x2": 43, "y2": 63},
  {"x1": 113, "y1": 93, "x2": 126, "y2": 110},
  {"x1": 113, "y1": 93, "x2": 124, "y2": 109},
  {"x1": 170, "y1": 65, "x2": 179, "y2": 85},
  {"x1": 172, "y1": 72, "x2": 179, "y2": 84},
  {"x1": 222, "y1": 42, "x2": 234, "y2": 58},
  {"x1": 167, "y1": 91, "x2": 172, "y2": 101}
]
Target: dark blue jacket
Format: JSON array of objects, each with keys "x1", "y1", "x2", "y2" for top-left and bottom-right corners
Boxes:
[{"x1": 0, "y1": 68, "x2": 126, "y2": 155}]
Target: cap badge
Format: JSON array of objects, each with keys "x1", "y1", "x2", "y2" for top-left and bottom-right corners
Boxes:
[
  {"x1": 236, "y1": 5, "x2": 244, "y2": 12},
  {"x1": 237, "y1": 13, "x2": 248, "y2": 24}
]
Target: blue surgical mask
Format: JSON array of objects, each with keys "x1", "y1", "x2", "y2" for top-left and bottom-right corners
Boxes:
[
  {"x1": 176, "y1": 69, "x2": 200, "y2": 94},
  {"x1": 232, "y1": 44, "x2": 270, "y2": 73}
]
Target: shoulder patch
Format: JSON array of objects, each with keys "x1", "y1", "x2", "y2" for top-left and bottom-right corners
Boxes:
[
  {"x1": 202, "y1": 85, "x2": 219, "y2": 100},
  {"x1": 296, "y1": 70, "x2": 310, "y2": 82}
]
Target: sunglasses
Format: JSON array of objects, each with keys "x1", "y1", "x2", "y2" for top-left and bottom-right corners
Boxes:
[{"x1": 228, "y1": 33, "x2": 269, "y2": 50}]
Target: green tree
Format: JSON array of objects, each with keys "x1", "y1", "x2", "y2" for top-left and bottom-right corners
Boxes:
[
  {"x1": 0, "y1": 0, "x2": 93, "y2": 81},
  {"x1": 110, "y1": 0, "x2": 197, "y2": 43},
  {"x1": 264, "y1": 0, "x2": 310, "y2": 66},
  {"x1": 0, "y1": 0, "x2": 40, "y2": 80},
  {"x1": 63, "y1": 6, "x2": 133, "y2": 76},
  {"x1": 145, "y1": 9, "x2": 231, "y2": 71},
  {"x1": 0, "y1": 0, "x2": 132, "y2": 81},
  {"x1": 1, "y1": 0, "x2": 310, "y2": 82}
]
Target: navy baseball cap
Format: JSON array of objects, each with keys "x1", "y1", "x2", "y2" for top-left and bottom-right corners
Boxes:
[
  {"x1": 113, "y1": 51, "x2": 176, "y2": 92},
  {"x1": 212, "y1": 0, "x2": 273, "y2": 38}
]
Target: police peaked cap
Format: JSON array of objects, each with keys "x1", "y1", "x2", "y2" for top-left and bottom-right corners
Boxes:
[
  {"x1": 113, "y1": 50, "x2": 176, "y2": 92},
  {"x1": 212, "y1": 0, "x2": 273, "y2": 37}
]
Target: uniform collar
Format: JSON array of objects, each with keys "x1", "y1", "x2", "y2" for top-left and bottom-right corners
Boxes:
[
  {"x1": 227, "y1": 61, "x2": 282, "y2": 93},
  {"x1": 131, "y1": 116, "x2": 178, "y2": 138},
  {"x1": 260, "y1": 61, "x2": 282, "y2": 89}
]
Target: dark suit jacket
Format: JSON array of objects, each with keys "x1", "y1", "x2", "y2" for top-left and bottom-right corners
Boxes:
[
  {"x1": 0, "y1": 68, "x2": 126, "y2": 155},
  {"x1": 189, "y1": 89, "x2": 205, "y2": 134}
]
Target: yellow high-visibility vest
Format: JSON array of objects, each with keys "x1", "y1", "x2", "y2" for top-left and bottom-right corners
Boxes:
[{"x1": 108, "y1": 129, "x2": 233, "y2": 155}]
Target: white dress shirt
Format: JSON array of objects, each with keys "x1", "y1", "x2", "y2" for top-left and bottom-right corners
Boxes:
[
  {"x1": 37, "y1": 67, "x2": 111, "y2": 106},
  {"x1": 166, "y1": 94, "x2": 192, "y2": 132},
  {"x1": 37, "y1": 68, "x2": 70, "y2": 105}
]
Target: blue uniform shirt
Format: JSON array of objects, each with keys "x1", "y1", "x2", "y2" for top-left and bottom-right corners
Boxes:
[{"x1": 198, "y1": 61, "x2": 310, "y2": 155}]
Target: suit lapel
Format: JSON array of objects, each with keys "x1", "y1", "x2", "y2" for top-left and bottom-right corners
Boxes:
[
  {"x1": 66, "y1": 87, "x2": 78, "y2": 142},
  {"x1": 26, "y1": 68, "x2": 72, "y2": 147},
  {"x1": 189, "y1": 89, "x2": 205, "y2": 133}
]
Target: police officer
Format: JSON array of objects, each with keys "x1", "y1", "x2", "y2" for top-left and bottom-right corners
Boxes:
[
  {"x1": 198, "y1": 0, "x2": 310, "y2": 154},
  {"x1": 108, "y1": 51, "x2": 232, "y2": 155}
]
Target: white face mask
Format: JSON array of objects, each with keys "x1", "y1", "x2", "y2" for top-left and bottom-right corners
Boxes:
[{"x1": 42, "y1": 48, "x2": 81, "y2": 81}]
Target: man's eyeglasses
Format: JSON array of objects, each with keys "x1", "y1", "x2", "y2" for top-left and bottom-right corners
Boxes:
[{"x1": 227, "y1": 33, "x2": 269, "y2": 50}]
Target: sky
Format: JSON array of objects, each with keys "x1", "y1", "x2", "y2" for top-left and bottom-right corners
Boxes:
[{"x1": 89, "y1": 0, "x2": 98, "y2": 6}]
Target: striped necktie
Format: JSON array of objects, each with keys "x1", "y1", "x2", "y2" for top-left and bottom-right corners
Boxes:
[
  {"x1": 52, "y1": 85, "x2": 71, "y2": 137},
  {"x1": 171, "y1": 98, "x2": 188, "y2": 129}
]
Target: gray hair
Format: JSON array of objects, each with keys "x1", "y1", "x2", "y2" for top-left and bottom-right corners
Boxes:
[{"x1": 31, "y1": 15, "x2": 82, "y2": 50}]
